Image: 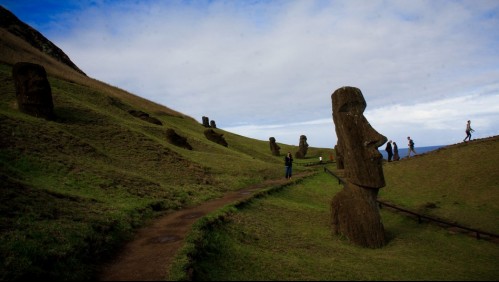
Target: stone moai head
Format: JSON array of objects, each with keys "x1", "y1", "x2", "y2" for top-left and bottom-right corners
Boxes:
[
  {"x1": 269, "y1": 137, "x2": 281, "y2": 156},
  {"x1": 332, "y1": 86, "x2": 386, "y2": 188},
  {"x1": 295, "y1": 135, "x2": 308, "y2": 158},
  {"x1": 12, "y1": 62, "x2": 54, "y2": 119},
  {"x1": 202, "y1": 116, "x2": 210, "y2": 127}
]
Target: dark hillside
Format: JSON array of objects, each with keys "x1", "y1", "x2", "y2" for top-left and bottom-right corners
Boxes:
[
  {"x1": 0, "y1": 7, "x2": 321, "y2": 280},
  {"x1": 0, "y1": 5, "x2": 85, "y2": 75}
]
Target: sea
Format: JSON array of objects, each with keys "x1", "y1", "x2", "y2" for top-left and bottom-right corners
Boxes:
[{"x1": 379, "y1": 145, "x2": 444, "y2": 161}]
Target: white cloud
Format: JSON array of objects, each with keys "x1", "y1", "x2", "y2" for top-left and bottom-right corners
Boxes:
[{"x1": 15, "y1": 0, "x2": 499, "y2": 148}]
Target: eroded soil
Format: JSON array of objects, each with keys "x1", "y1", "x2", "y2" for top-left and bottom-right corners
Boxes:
[{"x1": 98, "y1": 173, "x2": 313, "y2": 281}]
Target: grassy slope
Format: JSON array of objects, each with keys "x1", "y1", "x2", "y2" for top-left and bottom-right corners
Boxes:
[
  {"x1": 0, "y1": 61, "x2": 323, "y2": 280},
  {"x1": 1, "y1": 16, "x2": 497, "y2": 280},
  {"x1": 380, "y1": 137, "x2": 499, "y2": 234},
  {"x1": 189, "y1": 150, "x2": 499, "y2": 281}
]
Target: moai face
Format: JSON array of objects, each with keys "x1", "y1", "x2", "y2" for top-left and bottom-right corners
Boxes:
[{"x1": 332, "y1": 87, "x2": 386, "y2": 188}]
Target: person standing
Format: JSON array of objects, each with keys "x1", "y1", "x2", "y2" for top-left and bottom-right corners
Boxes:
[
  {"x1": 284, "y1": 152, "x2": 293, "y2": 179},
  {"x1": 463, "y1": 120, "x2": 474, "y2": 142},
  {"x1": 393, "y1": 142, "x2": 400, "y2": 161},
  {"x1": 385, "y1": 140, "x2": 393, "y2": 162},
  {"x1": 407, "y1": 136, "x2": 417, "y2": 157}
]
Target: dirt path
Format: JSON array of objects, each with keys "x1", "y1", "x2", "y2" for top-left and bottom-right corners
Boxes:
[{"x1": 97, "y1": 172, "x2": 314, "y2": 281}]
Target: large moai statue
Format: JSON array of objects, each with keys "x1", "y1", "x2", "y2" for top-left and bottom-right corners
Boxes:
[
  {"x1": 202, "y1": 116, "x2": 210, "y2": 127},
  {"x1": 210, "y1": 120, "x2": 217, "y2": 128},
  {"x1": 269, "y1": 137, "x2": 281, "y2": 156},
  {"x1": 12, "y1": 62, "x2": 54, "y2": 120},
  {"x1": 334, "y1": 144, "x2": 344, "y2": 169},
  {"x1": 330, "y1": 86, "x2": 387, "y2": 248},
  {"x1": 295, "y1": 135, "x2": 309, "y2": 159}
]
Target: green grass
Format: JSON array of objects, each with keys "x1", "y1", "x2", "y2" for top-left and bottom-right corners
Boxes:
[
  {"x1": 188, "y1": 172, "x2": 499, "y2": 281},
  {"x1": 0, "y1": 61, "x2": 317, "y2": 280},
  {"x1": 1, "y1": 49, "x2": 498, "y2": 281}
]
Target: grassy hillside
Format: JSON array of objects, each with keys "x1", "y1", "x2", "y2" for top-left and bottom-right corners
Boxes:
[
  {"x1": 0, "y1": 59, "x2": 328, "y2": 280},
  {"x1": 380, "y1": 137, "x2": 499, "y2": 235},
  {"x1": 2, "y1": 8, "x2": 497, "y2": 280},
  {"x1": 178, "y1": 139, "x2": 499, "y2": 280}
]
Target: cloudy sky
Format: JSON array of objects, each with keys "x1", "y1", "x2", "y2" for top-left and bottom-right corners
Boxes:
[{"x1": 4, "y1": 0, "x2": 499, "y2": 148}]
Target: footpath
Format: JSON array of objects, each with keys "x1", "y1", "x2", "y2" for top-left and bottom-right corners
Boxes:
[{"x1": 98, "y1": 172, "x2": 314, "y2": 281}]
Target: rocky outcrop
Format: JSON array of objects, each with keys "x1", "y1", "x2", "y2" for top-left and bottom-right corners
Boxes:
[{"x1": 1, "y1": 6, "x2": 86, "y2": 75}]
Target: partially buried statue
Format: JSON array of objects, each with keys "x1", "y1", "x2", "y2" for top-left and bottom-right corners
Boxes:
[
  {"x1": 330, "y1": 86, "x2": 387, "y2": 248},
  {"x1": 295, "y1": 134, "x2": 309, "y2": 159},
  {"x1": 12, "y1": 62, "x2": 54, "y2": 120},
  {"x1": 269, "y1": 137, "x2": 281, "y2": 156}
]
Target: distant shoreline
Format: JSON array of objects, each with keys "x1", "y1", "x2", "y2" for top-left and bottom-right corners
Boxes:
[{"x1": 379, "y1": 145, "x2": 444, "y2": 160}]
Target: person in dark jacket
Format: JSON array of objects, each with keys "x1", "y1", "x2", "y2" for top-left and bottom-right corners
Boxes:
[
  {"x1": 385, "y1": 140, "x2": 393, "y2": 162},
  {"x1": 393, "y1": 142, "x2": 400, "y2": 161},
  {"x1": 284, "y1": 152, "x2": 293, "y2": 179}
]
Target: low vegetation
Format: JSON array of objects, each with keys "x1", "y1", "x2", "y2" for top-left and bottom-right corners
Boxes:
[
  {"x1": 0, "y1": 61, "x2": 335, "y2": 280},
  {"x1": 1, "y1": 13, "x2": 497, "y2": 279},
  {"x1": 175, "y1": 141, "x2": 499, "y2": 280}
]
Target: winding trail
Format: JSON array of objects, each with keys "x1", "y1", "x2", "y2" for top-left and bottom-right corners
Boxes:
[{"x1": 98, "y1": 172, "x2": 314, "y2": 281}]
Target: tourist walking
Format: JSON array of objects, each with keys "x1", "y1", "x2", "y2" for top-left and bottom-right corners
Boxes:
[
  {"x1": 463, "y1": 120, "x2": 474, "y2": 142},
  {"x1": 385, "y1": 140, "x2": 393, "y2": 162},
  {"x1": 393, "y1": 142, "x2": 400, "y2": 161},
  {"x1": 407, "y1": 136, "x2": 417, "y2": 157},
  {"x1": 284, "y1": 152, "x2": 293, "y2": 179}
]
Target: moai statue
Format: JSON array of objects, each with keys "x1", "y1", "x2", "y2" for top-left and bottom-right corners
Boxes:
[
  {"x1": 166, "y1": 128, "x2": 192, "y2": 150},
  {"x1": 210, "y1": 120, "x2": 217, "y2": 128},
  {"x1": 330, "y1": 86, "x2": 387, "y2": 248},
  {"x1": 295, "y1": 135, "x2": 309, "y2": 159},
  {"x1": 334, "y1": 144, "x2": 344, "y2": 169},
  {"x1": 269, "y1": 137, "x2": 281, "y2": 156},
  {"x1": 12, "y1": 62, "x2": 54, "y2": 120},
  {"x1": 204, "y1": 129, "x2": 228, "y2": 147},
  {"x1": 202, "y1": 116, "x2": 210, "y2": 127}
]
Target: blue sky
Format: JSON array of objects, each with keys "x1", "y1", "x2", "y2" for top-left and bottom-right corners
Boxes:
[{"x1": 3, "y1": 0, "x2": 499, "y2": 148}]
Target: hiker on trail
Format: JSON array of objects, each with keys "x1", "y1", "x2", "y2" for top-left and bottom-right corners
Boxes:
[
  {"x1": 385, "y1": 140, "x2": 393, "y2": 162},
  {"x1": 407, "y1": 136, "x2": 417, "y2": 157},
  {"x1": 284, "y1": 152, "x2": 293, "y2": 179},
  {"x1": 463, "y1": 120, "x2": 474, "y2": 142},
  {"x1": 319, "y1": 156, "x2": 323, "y2": 163},
  {"x1": 393, "y1": 142, "x2": 400, "y2": 161}
]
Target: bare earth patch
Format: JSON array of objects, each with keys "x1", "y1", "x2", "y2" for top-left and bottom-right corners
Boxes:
[{"x1": 98, "y1": 172, "x2": 312, "y2": 281}]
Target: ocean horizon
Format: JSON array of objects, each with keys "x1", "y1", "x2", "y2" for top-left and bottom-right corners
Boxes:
[{"x1": 379, "y1": 145, "x2": 445, "y2": 161}]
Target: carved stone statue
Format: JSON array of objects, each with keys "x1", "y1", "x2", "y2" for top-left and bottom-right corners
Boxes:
[
  {"x1": 295, "y1": 135, "x2": 309, "y2": 159},
  {"x1": 12, "y1": 62, "x2": 54, "y2": 120},
  {"x1": 334, "y1": 144, "x2": 344, "y2": 169},
  {"x1": 269, "y1": 137, "x2": 281, "y2": 156},
  {"x1": 129, "y1": 110, "x2": 162, "y2": 125},
  {"x1": 204, "y1": 129, "x2": 228, "y2": 147},
  {"x1": 210, "y1": 120, "x2": 217, "y2": 129},
  {"x1": 166, "y1": 128, "x2": 192, "y2": 150},
  {"x1": 330, "y1": 86, "x2": 387, "y2": 248},
  {"x1": 202, "y1": 116, "x2": 210, "y2": 127}
]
